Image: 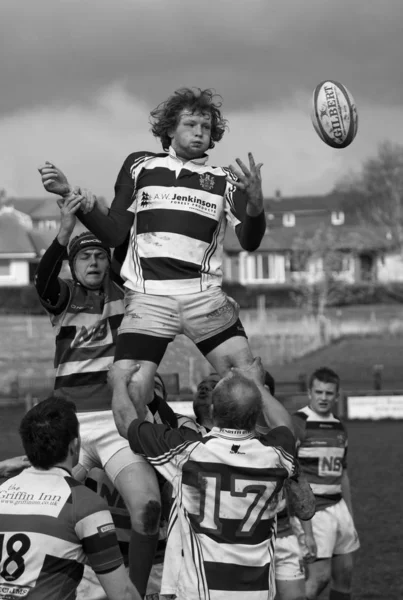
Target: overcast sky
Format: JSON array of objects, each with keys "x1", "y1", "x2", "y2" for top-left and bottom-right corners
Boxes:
[{"x1": 1, "y1": 0, "x2": 402, "y2": 200}]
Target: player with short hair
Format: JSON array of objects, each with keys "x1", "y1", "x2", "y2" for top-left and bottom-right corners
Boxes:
[
  {"x1": 38, "y1": 87, "x2": 278, "y2": 434},
  {"x1": 107, "y1": 358, "x2": 307, "y2": 600},
  {"x1": 33, "y1": 196, "x2": 176, "y2": 597},
  {"x1": 293, "y1": 367, "x2": 360, "y2": 600},
  {"x1": 0, "y1": 397, "x2": 139, "y2": 600}
]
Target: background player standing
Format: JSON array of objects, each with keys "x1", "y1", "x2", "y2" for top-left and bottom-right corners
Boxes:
[{"x1": 293, "y1": 367, "x2": 360, "y2": 600}]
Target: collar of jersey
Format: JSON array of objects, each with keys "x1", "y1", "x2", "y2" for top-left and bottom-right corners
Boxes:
[
  {"x1": 211, "y1": 427, "x2": 254, "y2": 439},
  {"x1": 26, "y1": 466, "x2": 72, "y2": 476},
  {"x1": 168, "y1": 145, "x2": 209, "y2": 166}
]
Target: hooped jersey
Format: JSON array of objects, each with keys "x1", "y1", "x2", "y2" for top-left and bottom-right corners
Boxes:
[
  {"x1": 0, "y1": 467, "x2": 123, "y2": 599},
  {"x1": 293, "y1": 406, "x2": 348, "y2": 510},
  {"x1": 128, "y1": 421, "x2": 297, "y2": 600},
  {"x1": 120, "y1": 147, "x2": 246, "y2": 295},
  {"x1": 45, "y1": 278, "x2": 124, "y2": 411}
]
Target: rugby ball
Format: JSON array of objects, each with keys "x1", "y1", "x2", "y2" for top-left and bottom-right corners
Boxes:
[{"x1": 311, "y1": 80, "x2": 358, "y2": 149}]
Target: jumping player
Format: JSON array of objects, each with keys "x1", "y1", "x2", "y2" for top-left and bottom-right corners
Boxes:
[{"x1": 38, "y1": 87, "x2": 274, "y2": 429}]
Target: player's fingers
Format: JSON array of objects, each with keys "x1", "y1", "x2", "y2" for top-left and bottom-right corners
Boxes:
[
  {"x1": 235, "y1": 158, "x2": 250, "y2": 176},
  {"x1": 248, "y1": 152, "x2": 256, "y2": 170},
  {"x1": 255, "y1": 163, "x2": 263, "y2": 175},
  {"x1": 225, "y1": 176, "x2": 244, "y2": 190}
]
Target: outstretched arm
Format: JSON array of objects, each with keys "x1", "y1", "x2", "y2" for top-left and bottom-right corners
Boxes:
[
  {"x1": 225, "y1": 153, "x2": 266, "y2": 251},
  {"x1": 38, "y1": 159, "x2": 135, "y2": 247},
  {"x1": 232, "y1": 358, "x2": 294, "y2": 432},
  {"x1": 34, "y1": 193, "x2": 82, "y2": 313},
  {"x1": 108, "y1": 362, "x2": 146, "y2": 439}
]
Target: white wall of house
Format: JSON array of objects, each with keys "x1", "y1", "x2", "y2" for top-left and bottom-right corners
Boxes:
[
  {"x1": 377, "y1": 252, "x2": 403, "y2": 282},
  {"x1": 0, "y1": 259, "x2": 31, "y2": 286}
]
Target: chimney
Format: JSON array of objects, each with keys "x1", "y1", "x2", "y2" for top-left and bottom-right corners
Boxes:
[{"x1": 274, "y1": 189, "x2": 282, "y2": 201}]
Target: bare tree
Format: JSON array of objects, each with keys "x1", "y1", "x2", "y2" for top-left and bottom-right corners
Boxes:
[
  {"x1": 335, "y1": 140, "x2": 403, "y2": 252},
  {"x1": 291, "y1": 224, "x2": 361, "y2": 325}
]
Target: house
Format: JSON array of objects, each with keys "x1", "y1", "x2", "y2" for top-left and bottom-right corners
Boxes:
[
  {"x1": 223, "y1": 192, "x2": 397, "y2": 286},
  {"x1": 0, "y1": 192, "x2": 401, "y2": 288},
  {"x1": 0, "y1": 210, "x2": 36, "y2": 286},
  {"x1": 0, "y1": 198, "x2": 87, "y2": 286}
]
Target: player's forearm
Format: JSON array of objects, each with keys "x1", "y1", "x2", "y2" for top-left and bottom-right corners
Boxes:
[
  {"x1": 285, "y1": 472, "x2": 315, "y2": 521},
  {"x1": 111, "y1": 381, "x2": 147, "y2": 439},
  {"x1": 236, "y1": 211, "x2": 266, "y2": 251},
  {"x1": 77, "y1": 204, "x2": 132, "y2": 247},
  {"x1": 34, "y1": 238, "x2": 67, "y2": 307},
  {"x1": 341, "y1": 470, "x2": 354, "y2": 516},
  {"x1": 258, "y1": 384, "x2": 294, "y2": 433}
]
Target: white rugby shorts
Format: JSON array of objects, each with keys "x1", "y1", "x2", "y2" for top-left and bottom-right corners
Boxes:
[
  {"x1": 294, "y1": 498, "x2": 360, "y2": 559},
  {"x1": 77, "y1": 410, "x2": 151, "y2": 483},
  {"x1": 275, "y1": 534, "x2": 305, "y2": 581}
]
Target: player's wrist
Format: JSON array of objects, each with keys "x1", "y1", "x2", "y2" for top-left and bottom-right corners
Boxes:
[{"x1": 246, "y1": 201, "x2": 264, "y2": 217}]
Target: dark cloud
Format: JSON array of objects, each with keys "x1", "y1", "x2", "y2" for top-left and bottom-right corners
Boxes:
[{"x1": 1, "y1": 0, "x2": 402, "y2": 117}]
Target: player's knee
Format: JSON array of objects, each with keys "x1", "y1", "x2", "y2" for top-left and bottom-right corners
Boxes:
[{"x1": 142, "y1": 499, "x2": 161, "y2": 534}]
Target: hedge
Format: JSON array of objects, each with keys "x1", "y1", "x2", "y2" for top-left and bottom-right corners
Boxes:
[
  {"x1": 1, "y1": 282, "x2": 403, "y2": 314},
  {"x1": 222, "y1": 282, "x2": 403, "y2": 309},
  {"x1": 0, "y1": 286, "x2": 45, "y2": 314}
]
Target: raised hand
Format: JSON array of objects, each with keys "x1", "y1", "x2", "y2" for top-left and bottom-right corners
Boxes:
[
  {"x1": 226, "y1": 152, "x2": 264, "y2": 215},
  {"x1": 108, "y1": 361, "x2": 141, "y2": 389},
  {"x1": 232, "y1": 356, "x2": 266, "y2": 386},
  {"x1": 38, "y1": 161, "x2": 72, "y2": 197}
]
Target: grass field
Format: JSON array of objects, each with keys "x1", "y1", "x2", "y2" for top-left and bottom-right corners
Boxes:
[{"x1": 0, "y1": 406, "x2": 402, "y2": 599}]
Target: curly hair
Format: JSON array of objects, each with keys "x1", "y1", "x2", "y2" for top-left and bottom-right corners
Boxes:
[{"x1": 150, "y1": 88, "x2": 228, "y2": 151}]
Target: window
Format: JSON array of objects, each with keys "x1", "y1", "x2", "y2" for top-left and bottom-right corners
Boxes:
[
  {"x1": 245, "y1": 254, "x2": 277, "y2": 282},
  {"x1": 37, "y1": 220, "x2": 58, "y2": 230},
  {"x1": 283, "y1": 213, "x2": 295, "y2": 227},
  {"x1": 331, "y1": 211, "x2": 345, "y2": 225},
  {"x1": 0, "y1": 260, "x2": 10, "y2": 276},
  {"x1": 331, "y1": 253, "x2": 351, "y2": 273}
]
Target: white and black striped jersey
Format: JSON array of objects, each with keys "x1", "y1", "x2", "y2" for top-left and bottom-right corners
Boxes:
[
  {"x1": 78, "y1": 147, "x2": 266, "y2": 295},
  {"x1": 128, "y1": 420, "x2": 297, "y2": 600}
]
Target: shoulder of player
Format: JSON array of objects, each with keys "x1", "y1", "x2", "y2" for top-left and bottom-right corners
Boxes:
[
  {"x1": 124, "y1": 151, "x2": 166, "y2": 168},
  {"x1": 66, "y1": 476, "x2": 109, "y2": 520},
  {"x1": 256, "y1": 426, "x2": 296, "y2": 453}
]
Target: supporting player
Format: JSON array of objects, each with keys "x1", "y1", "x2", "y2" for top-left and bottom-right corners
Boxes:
[
  {"x1": 38, "y1": 87, "x2": 289, "y2": 434},
  {"x1": 108, "y1": 357, "x2": 297, "y2": 600},
  {"x1": 33, "y1": 195, "x2": 173, "y2": 597},
  {"x1": 0, "y1": 397, "x2": 139, "y2": 600},
  {"x1": 293, "y1": 367, "x2": 360, "y2": 600}
]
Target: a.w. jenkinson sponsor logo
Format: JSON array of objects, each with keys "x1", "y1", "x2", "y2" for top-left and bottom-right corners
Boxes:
[
  {"x1": 139, "y1": 191, "x2": 217, "y2": 214},
  {"x1": 97, "y1": 523, "x2": 116, "y2": 536}
]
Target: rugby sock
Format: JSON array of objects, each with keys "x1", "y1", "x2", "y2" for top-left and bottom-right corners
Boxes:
[
  {"x1": 329, "y1": 591, "x2": 351, "y2": 600},
  {"x1": 129, "y1": 529, "x2": 159, "y2": 598}
]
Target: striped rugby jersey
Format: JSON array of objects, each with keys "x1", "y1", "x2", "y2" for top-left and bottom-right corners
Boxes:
[
  {"x1": 128, "y1": 421, "x2": 297, "y2": 600},
  {"x1": 46, "y1": 278, "x2": 124, "y2": 411},
  {"x1": 78, "y1": 147, "x2": 266, "y2": 296},
  {"x1": 293, "y1": 406, "x2": 348, "y2": 511},
  {"x1": 0, "y1": 467, "x2": 123, "y2": 599}
]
